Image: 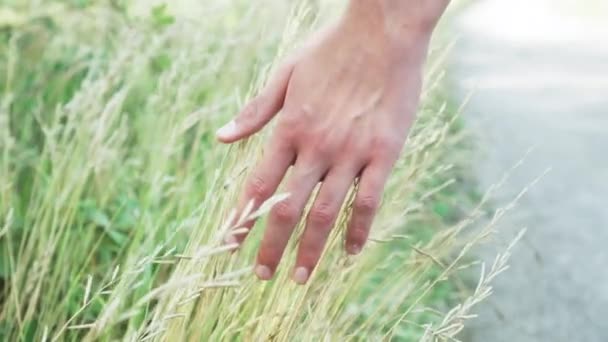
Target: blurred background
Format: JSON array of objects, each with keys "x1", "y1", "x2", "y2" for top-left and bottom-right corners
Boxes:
[{"x1": 451, "y1": 0, "x2": 608, "y2": 341}]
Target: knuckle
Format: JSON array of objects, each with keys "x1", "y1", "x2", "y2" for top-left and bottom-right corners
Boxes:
[
  {"x1": 372, "y1": 136, "x2": 402, "y2": 158},
  {"x1": 271, "y1": 200, "x2": 298, "y2": 224},
  {"x1": 354, "y1": 195, "x2": 380, "y2": 214},
  {"x1": 309, "y1": 204, "x2": 336, "y2": 227},
  {"x1": 273, "y1": 123, "x2": 297, "y2": 142},
  {"x1": 310, "y1": 142, "x2": 333, "y2": 159},
  {"x1": 247, "y1": 175, "x2": 271, "y2": 201},
  {"x1": 307, "y1": 134, "x2": 340, "y2": 159}
]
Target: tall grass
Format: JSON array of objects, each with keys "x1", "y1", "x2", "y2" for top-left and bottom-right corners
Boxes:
[{"x1": 0, "y1": 1, "x2": 514, "y2": 341}]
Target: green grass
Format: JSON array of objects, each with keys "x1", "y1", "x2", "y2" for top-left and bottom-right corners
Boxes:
[{"x1": 0, "y1": 1, "x2": 500, "y2": 341}]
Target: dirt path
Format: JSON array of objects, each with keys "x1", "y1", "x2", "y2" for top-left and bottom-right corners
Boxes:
[{"x1": 450, "y1": 1, "x2": 608, "y2": 341}]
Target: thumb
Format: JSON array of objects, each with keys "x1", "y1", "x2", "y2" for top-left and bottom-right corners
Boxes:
[{"x1": 217, "y1": 62, "x2": 295, "y2": 143}]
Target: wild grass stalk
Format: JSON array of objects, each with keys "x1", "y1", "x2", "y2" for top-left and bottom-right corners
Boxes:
[{"x1": 0, "y1": 1, "x2": 517, "y2": 341}]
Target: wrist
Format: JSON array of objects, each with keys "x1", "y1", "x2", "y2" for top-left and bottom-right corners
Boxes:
[{"x1": 344, "y1": 0, "x2": 448, "y2": 49}]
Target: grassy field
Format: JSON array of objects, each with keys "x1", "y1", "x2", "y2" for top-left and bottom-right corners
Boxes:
[{"x1": 0, "y1": 1, "x2": 510, "y2": 341}]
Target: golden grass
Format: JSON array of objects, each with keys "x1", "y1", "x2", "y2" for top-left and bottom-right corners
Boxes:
[{"x1": 0, "y1": 1, "x2": 520, "y2": 341}]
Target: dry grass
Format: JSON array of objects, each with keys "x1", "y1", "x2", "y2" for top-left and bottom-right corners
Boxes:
[{"x1": 0, "y1": 1, "x2": 518, "y2": 341}]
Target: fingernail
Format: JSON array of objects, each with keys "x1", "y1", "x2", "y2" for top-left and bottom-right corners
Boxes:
[
  {"x1": 216, "y1": 120, "x2": 236, "y2": 138},
  {"x1": 255, "y1": 264, "x2": 272, "y2": 280},
  {"x1": 347, "y1": 243, "x2": 362, "y2": 255},
  {"x1": 292, "y1": 267, "x2": 309, "y2": 284}
]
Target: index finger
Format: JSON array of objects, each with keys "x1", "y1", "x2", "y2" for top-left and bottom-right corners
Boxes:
[{"x1": 226, "y1": 138, "x2": 295, "y2": 245}]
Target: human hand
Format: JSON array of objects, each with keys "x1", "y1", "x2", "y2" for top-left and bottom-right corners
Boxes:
[{"x1": 217, "y1": 1, "x2": 446, "y2": 284}]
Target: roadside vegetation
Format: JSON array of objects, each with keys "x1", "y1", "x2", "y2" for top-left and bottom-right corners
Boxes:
[{"x1": 0, "y1": 1, "x2": 513, "y2": 341}]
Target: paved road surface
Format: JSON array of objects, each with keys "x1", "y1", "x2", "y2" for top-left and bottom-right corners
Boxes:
[{"x1": 450, "y1": 1, "x2": 608, "y2": 341}]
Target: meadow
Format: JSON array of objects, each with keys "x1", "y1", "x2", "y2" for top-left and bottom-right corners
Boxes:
[{"x1": 0, "y1": 1, "x2": 515, "y2": 341}]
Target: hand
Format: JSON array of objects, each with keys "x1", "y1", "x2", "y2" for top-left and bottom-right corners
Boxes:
[{"x1": 217, "y1": 2, "x2": 442, "y2": 284}]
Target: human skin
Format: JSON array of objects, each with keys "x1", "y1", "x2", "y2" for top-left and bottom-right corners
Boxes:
[{"x1": 216, "y1": 0, "x2": 450, "y2": 284}]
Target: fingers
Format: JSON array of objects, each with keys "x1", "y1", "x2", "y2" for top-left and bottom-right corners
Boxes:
[
  {"x1": 227, "y1": 139, "x2": 295, "y2": 244},
  {"x1": 292, "y1": 166, "x2": 356, "y2": 284},
  {"x1": 216, "y1": 62, "x2": 295, "y2": 143},
  {"x1": 345, "y1": 161, "x2": 392, "y2": 255},
  {"x1": 255, "y1": 159, "x2": 324, "y2": 280}
]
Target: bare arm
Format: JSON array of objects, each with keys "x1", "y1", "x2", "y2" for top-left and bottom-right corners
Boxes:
[{"x1": 217, "y1": 0, "x2": 450, "y2": 284}]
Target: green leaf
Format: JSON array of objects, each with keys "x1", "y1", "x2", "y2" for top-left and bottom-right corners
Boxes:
[
  {"x1": 151, "y1": 4, "x2": 175, "y2": 28},
  {"x1": 89, "y1": 209, "x2": 111, "y2": 228}
]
